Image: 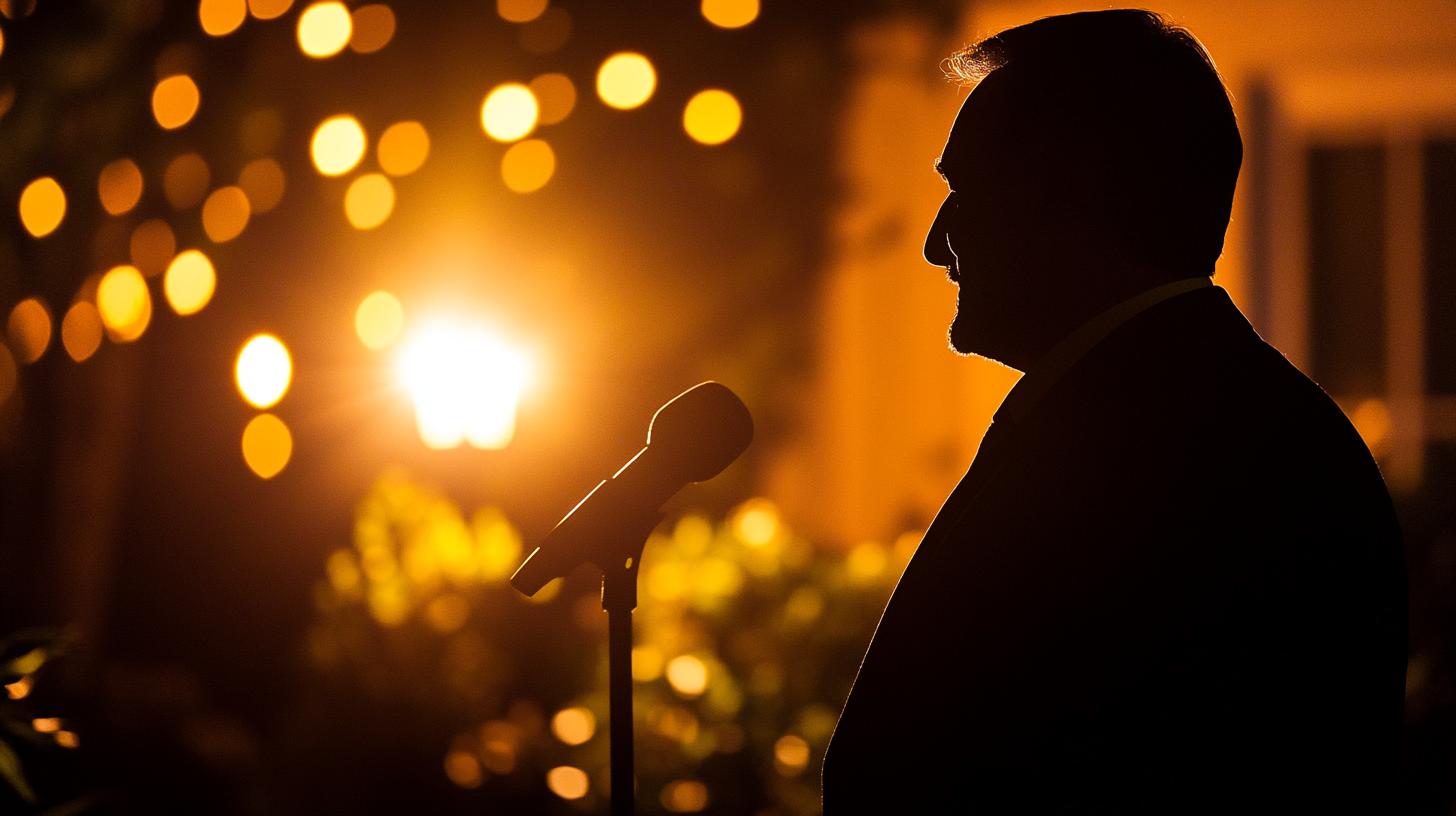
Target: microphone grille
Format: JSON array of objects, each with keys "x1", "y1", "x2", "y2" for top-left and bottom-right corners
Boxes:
[{"x1": 647, "y1": 382, "x2": 754, "y2": 482}]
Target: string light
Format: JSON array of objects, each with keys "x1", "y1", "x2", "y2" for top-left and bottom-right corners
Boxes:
[
  {"x1": 97, "y1": 158, "x2": 144, "y2": 216},
  {"x1": 311, "y1": 115, "x2": 367, "y2": 177},
  {"x1": 683, "y1": 89, "x2": 742, "y2": 145},
  {"x1": 96, "y1": 265, "x2": 152, "y2": 343},
  {"x1": 241, "y1": 413, "x2": 292, "y2": 479},
  {"x1": 164, "y1": 249, "x2": 217, "y2": 315},
  {"x1": 152, "y1": 74, "x2": 200, "y2": 130},
  {"x1": 297, "y1": 1, "x2": 352, "y2": 58},
  {"x1": 500, "y1": 139, "x2": 555, "y2": 193},
  {"x1": 18, "y1": 177, "x2": 65, "y2": 238},
  {"x1": 235, "y1": 333, "x2": 292, "y2": 409},
  {"x1": 596, "y1": 52, "x2": 656, "y2": 110},
  {"x1": 480, "y1": 83, "x2": 539, "y2": 142}
]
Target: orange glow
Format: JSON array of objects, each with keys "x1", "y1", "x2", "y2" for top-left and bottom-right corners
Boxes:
[
  {"x1": 164, "y1": 249, "x2": 217, "y2": 315},
  {"x1": 130, "y1": 219, "x2": 176, "y2": 277},
  {"x1": 98, "y1": 158, "x2": 144, "y2": 216},
  {"x1": 632, "y1": 645, "x2": 665, "y2": 681},
  {"x1": 550, "y1": 707, "x2": 596, "y2": 746},
  {"x1": 202, "y1": 186, "x2": 251, "y2": 242},
  {"x1": 241, "y1": 413, "x2": 293, "y2": 479},
  {"x1": 701, "y1": 0, "x2": 758, "y2": 28},
  {"x1": 666, "y1": 655, "x2": 709, "y2": 697},
  {"x1": 545, "y1": 766, "x2": 588, "y2": 800},
  {"x1": 247, "y1": 0, "x2": 292, "y2": 19},
  {"x1": 425, "y1": 594, "x2": 469, "y2": 632},
  {"x1": 31, "y1": 717, "x2": 60, "y2": 734},
  {"x1": 163, "y1": 152, "x2": 211, "y2": 209},
  {"x1": 96, "y1": 265, "x2": 151, "y2": 343},
  {"x1": 311, "y1": 115, "x2": 367, "y2": 176},
  {"x1": 773, "y1": 734, "x2": 810, "y2": 776},
  {"x1": 444, "y1": 751, "x2": 484, "y2": 788},
  {"x1": 61, "y1": 302, "x2": 103, "y2": 362},
  {"x1": 236, "y1": 334, "x2": 292, "y2": 408},
  {"x1": 297, "y1": 1, "x2": 352, "y2": 58},
  {"x1": 349, "y1": 4, "x2": 395, "y2": 53},
  {"x1": 354, "y1": 290, "x2": 404, "y2": 350},
  {"x1": 7, "y1": 298, "x2": 51, "y2": 363},
  {"x1": 530, "y1": 73, "x2": 576, "y2": 125},
  {"x1": 683, "y1": 89, "x2": 742, "y2": 145},
  {"x1": 845, "y1": 541, "x2": 888, "y2": 584},
  {"x1": 198, "y1": 0, "x2": 246, "y2": 36},
  {"x1": 377, "y1": 121, "x2": 429, "y2": 176},
  {"x1": 1350, "y1": 397, "x2": 1392, "y2": 454},
  {"x1": 661, "y1": 779, "x2": 711, "y2": 813},
  {"x1": 480, "y1": 83, "x2": 539, "y2": 142},
  {"x1": 18, "y1": 176, "x2": 65, "y2": 237},
  {"x1": 152, "y1": 74, "x2": 200, "y2": 130},
  {"x1": 596, "y1": 52, "x2": 656, "y2": 110},
  {"x1": 238, "y1": 157, "x2": 286, "y2": 213},
  {"x1": 240, "y1": 108, "x2": 284, "y2": 155},
  {"x1": 54, "y1": 731, "x2": 79, "y2": 749},
  {"x1": 500, "y1": 139, "x2": 555, "y2": 193},
  {"x1": 397, "y1": 320, "x2": 532, "y2": 450},
  {"x1": 733, "y1": 498, "x2": 780, "y2": 546},
  {"x1": 344, "y1": 173, "x2": 395, "y2": 230},
  {"x1": 4, "y1": 676, "x2": 31, "y2": 700},
  {"x1": 497, "y1": 0, "x2": 546, "y2": 23}
]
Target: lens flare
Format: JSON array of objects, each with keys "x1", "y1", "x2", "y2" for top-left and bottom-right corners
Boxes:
[{"x1": 397, "y1": 320, "x2": 532, "y2": 450}]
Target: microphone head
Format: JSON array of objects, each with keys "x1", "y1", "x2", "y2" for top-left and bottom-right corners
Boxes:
[{"x1": 647, "y1": 382, "x2": 754, "y2": 483}]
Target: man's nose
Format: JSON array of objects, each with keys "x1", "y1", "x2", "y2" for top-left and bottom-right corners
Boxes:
[{"x1": 923, "y1": 201, "x2": 955, "y2": 269}]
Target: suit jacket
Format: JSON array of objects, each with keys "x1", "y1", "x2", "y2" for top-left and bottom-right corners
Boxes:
[{"x1": 821, "y1": 286, "x2": 1407, "y2": 813}]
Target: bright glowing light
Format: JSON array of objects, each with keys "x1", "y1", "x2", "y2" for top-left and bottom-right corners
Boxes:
[
  {"x1": 311, "y1": 115, "x2": 366, "y2": 176},
  {"x1": 497, "y1": 0, "x2": 546, "y2": 23},
  {"x1": 1351, "y1": 397, "x2": 1392, "y2": 453},
  {"x1": 54, "y1": 731, "x2": 78, "y2": 749},
  {"x1": 661, "y1": 779, "x2": 711, "y2": 813},
  {"x1": 152, "y1": 74, "x2": 200, "y2": 130},
  {"x1": 683, "y1": 89, "x2": 742, "y2": 145},
  {"x1": 344, "y1": 173, "x2": 394, "y2": 229},
  {"x1": 31, "y1": 717, "x2": 59, "y2": 734},
  {"x1": 480, "y1": 83, "x2": 539, "y2": 142},
  {"x1": 96, "y1": 265, "x2": 151, "y2": 342},
  {"x1": 550, "y1": 707, "x2": 596, "y2": 746},
  {"x1": 733, "y1": 498, "x2": 780, "y2": 546},
  {"x1": 19, "y1": 176, "x2": 65, "y2": 237},
  {"x1": 500, "y1": 139, "x2": 555, "y2": 193},
  {"x1": 130, "y1": 219, "x2": 176, "y2": 277},
  {"x1": 61, "y1": 302, "x2": 103, "y2": 362},
  {"x1": 774, "y1": 734, "x2": 810, "y2": 776},
  {"x1": 355, "y1": 290, "x2": 404, "y2": 350},
  {"x1": 632, "y1": 645, "x2": 665, "y2": 681},
  {"x1": 397, "y1": 320, "x2": 532, "y2": 450},
  {"x1": 235, "y1": 333, "x2": 292, "y2": 408},
  {"x1": 666, "y1": 655, "x2": 709, "y2": 698},
  {"x1": 296, "y1": 1, "x2": 351, "y2": 58},
  {"x1": 241, "y1": 413, "x2": 292, "y2": 479},
  {"x1": 164, "y1": 249, "x2": 216, "y2": 315},
  {"x1": 596, "y1": 52, "x2": 656, "y2": 110},
  {"x1": 349, "y1": 4, "x2": 394, "y2": 53},
  {"x1": 7, "y1": 298, "x2": 51, "y2": 363},
  {"x1": 529, "y1": 73, "x2": 575, "y2": 125},
  {"x1": 846, "y1": 541, "x2": 887, "y2": 584},
  {"x1": 247, "y1": 0, "x2": 292, "y2": 20},
  {"x1": 4, "y1": 676, "x2": 31, "y2": 700},
  {"x1": 202, "y1": 185, "x2": 251, "y2": 242},
  {"x1": 238, "y1": 157, "x2": 285, "y2": 213},
  {"x1": 701, "y1": 0, "x2": 758, "y2": 28},
  {"x1": 377, "y1": 121, "x2": 429, "y2": 176},
  {"x1": 98, "y1": 158, "x2": 144, "y2": 216},
  {"x1": 198, "y1": 0, "x2": 246, "y2": 36},
  {"x1": 163, "y1": 152, "x2": 211, "y2": 209},
  {"x1": 545, "y1": 766, "x2": 588, "y2": 800}
]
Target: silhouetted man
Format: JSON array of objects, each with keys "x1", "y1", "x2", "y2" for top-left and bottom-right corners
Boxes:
[{"x1": 823, "y1": 10, "x2": 1406, "y2": 813}]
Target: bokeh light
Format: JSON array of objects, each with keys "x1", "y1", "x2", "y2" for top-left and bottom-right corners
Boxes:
[
  {"x1": 202, "y1": 185, "x2": 251, "y2": 242},
  {"x1": 683, "y1": 89, "x2": 742, "y2": 145},
  {"x1": 354, "y1": 290, "x2": 404, "y2": 351},
  {"x1": 377, "y1": 121, "x2": 429, "y2": 176},
  {"x1": 238, "y1": 157, "x2": 286, "y2": 213},
  {"x1": 344, "y1": 173, "x2": 395, "y2": 230},
  {"x1": 518, "y1": 6, "x2": 571, "y2": 54},
  {"x1": 500, "y1": 139, "x2": 555, "y2": 194},
  {"x1": 6, "y1": 298, "x2": 51, "y2": 363},
  {"x1": 61, "y1": 302, "x2": 103, "y2": 362},
  {"x1": 164, "y1": 249, "x2": 216, "y2": 316},
  {"x1": 596, "y1": 52, "x2": 656, "y2": 110},
  {"x1": 198, "y1": 0, "x2": 246, "y2": 36},
  {"x1": 497, "y1": 0, "x2": 546, "y2": 24},
  {"x1": 297, "y1": 1, "x2": 352, "y2": 58},
  {"x1": 247, "y1": 0, "x2": 292, "y2": 20},
  {"x1": 241, "y1": 413, "x2": 292, "y2": 479},
  {"x1": 550, "y1": 707, "x2": 596, "y2": 746},
  {"x1": 97, "y1": 158, "x2": 144, "y2": 216},
  {"x1": 701, "y1": 0, "x2": 759, "y2": 29},
  {"x1": 773, "y1": 734, "x2": 810, "y2": 776},
  {"x1": 661, "y1": 779, "x2": 711, "y2": 813},
  {"x1": 130, "y1": 219, "x2": 176, "y2": 277},
  {"x1": 545, "y1": 766, "x2": 588, "y2": 800},
  {"x1": 236, "y1": 333, "x2": 292, "y2": 409},
  {"x1": 480, "y1": 83, "x2": 539, "y2": 142},
  {"x1": 240, "y1": 108, "x2": 284, "y2": 155},
  {"x1": 398, "y1": 320, "x2": 531, "y2": 450},
  {"x1": 444, "y1": 750, "x2": 483, "y2": 788},
  {"x1": 96, "y1": 265, "x2": 152, "y2": 343},
  {"x1": 311, "y1": 115, "x2": 367, "y2": 177},
  {"x1": 152, "y1": 74, "x2": 200, "y2": 130},
  {"x1": 163, "y1": 152, "x2": 211, "y2": 209},
  {"x1": 18, "y1": 176, "x2": 65, "y2": 238},
  {"x1": 349, "y1": 4, "x2": 394, "y2": 53},
  {"x1": 733, "y1": 498, "x2": 781, "y2": 546},
  {"x1": 666, "y1": 654, "x2": 709, "y2": 698},
  {"x1": 529, "y1": 73, "x2": 575, "y2": 125}
]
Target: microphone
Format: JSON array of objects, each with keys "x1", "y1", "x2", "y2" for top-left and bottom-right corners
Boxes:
[{"x1": 510, "y1": 382, "x2": 754, "y2": 596}]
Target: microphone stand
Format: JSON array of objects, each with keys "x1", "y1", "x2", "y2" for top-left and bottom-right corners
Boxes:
[{"x1": 596, "y1": 511, "x2": 659, "y2": 816}]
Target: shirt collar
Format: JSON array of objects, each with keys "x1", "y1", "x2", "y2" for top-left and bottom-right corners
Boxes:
[{"x1": 992, "y1": 276, "x2": 1215, "y2": 425}]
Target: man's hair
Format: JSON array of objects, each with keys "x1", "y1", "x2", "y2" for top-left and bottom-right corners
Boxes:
[{"x1": 944, "y1": 10, "x2": 1241, "y2": 276}]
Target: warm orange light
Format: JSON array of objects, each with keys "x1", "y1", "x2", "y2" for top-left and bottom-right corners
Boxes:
[
  {"x1": 202, "y1": 186, "x2": 251, "y2": 242},
  {"x1": 632, "y1": 645, "x2": 665, "y2": 681},
  {"x1": 773, "y1": 734, "x2": 810, "y2": 776},
  {"x1": 96, "y1": 265, "x2": 151, "y2": 343},
  {"x1": 444, "y1": 751, "x2": 484, "y2": 788},
  {"x1": 247, "y1": 0, "x2": 292, "y2": 20},
  {"x1": 241, "y1": 107, "x2": 284, "y2": 155},
  {"x1": 733, "y1": 498, "x2": 780, "y2": 546},
  {"x1": 377, "y1": 121, "x2": 429, "y2": 176},
  {"x1": 480, "y1": 83, "x2": 539, "y2": 142},
  {"x1": 343, "y1": 173, "x2": 394, "y2": 230},
  {"x1": 683, "y1": 89, "x2": 742, "y2": 145},
  {"x1": 397, "y1": 320, "x2": 532, "y2": 450},
  {"x1": 355, "y1": 290, "x2": 404, "y2": 350},
  {"x1": 31, "y1": 718, "x2": 60, "y2": 734},
  {"x1": 152, "y1": 74, "x2": 200, "y2": 130},
  {"x1": 297, "y1": 1, "x2": 351, "y2": 58},
  {"x1": 164, "y1": 249, "x2": 216, "y2": 316},
  {"x1": 198, "y1": 0, "x2": 246, "y2": 36},
  {"x1": 596, "y1": 52, "x2": 656, "y2": 110},
  {"x1": 530, "y1": 73, "x2": 576, "y2": 125},
  {"x1": 163, "y1": 152, "x2": 211, "y2": 209},
  {"x1": 98, "y1": 158, "x2": 144, "y2": 216},
  {"x1": 130, "y1": 219, "x2": 176, "y2": 277},
  {"x1": 349, "y1": 3, "x2": 394, "y2": 53},
  {"x1": 497, "y1": 0, "x2": 546, "y2": 23},
  {"x1": 500, "y1": 139, "x2": 555, "y2": 193},
  {"x1": 238, "y1": 157, "x2": 286, "y2": 213},
  {"x1": 311, "y1": 115, "x2": 367, "y2": 176},
  {"x1": 18, "y1": 176, "x2": 65, "y2": 238},
  {"x1": 545, "y1": 766, "x2": 588, "y2": 800},
  {"x1": 235, "y1": 333, "x2": 292, "y2": 408},
  {"x1": 1350, "y1": 397, "x2": 1392, "y2": 454},
  {"x1": 241, "y1": 413, "x2": 292, "y2": 479},
  {"x1": 61, "y1": 302, "x2": 103, "y2": 362},
  {"x1": 701, "y1": 0, "x2": 758, "y2": 28},
  {"x1": 6, "y1": 298, "x2": 51, "y2": 363},
  {"x1": 666, "y1": 655, "x2": 709, "y2": 698},
  {"x1": 661, "y1": 779, "x2": 711, "y2": 813},
  {"x1": 550, "y1": 707, "x2": 596, "y2": 746}
]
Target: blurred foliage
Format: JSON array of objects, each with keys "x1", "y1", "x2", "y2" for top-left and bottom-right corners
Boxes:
[
  {"x1": 289, "y1": 469, "x2": 918, "y2": 815},
  {"x1": 0, "y1": 628, "x2": 77, "y2": 807}
]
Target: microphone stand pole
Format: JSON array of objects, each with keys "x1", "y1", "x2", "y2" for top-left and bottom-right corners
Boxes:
[{"x1": 598, "y1": 516, "x2": 655, "y2": 816}]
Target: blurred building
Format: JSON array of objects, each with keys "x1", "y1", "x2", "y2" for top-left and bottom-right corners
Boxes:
[{"x1": 770, "y1": 0, "x2": 1456, "y2": 546}]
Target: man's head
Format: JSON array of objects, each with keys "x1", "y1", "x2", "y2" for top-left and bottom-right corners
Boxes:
[{"x1": 923, "y1": 10, "x2": 1241, "y2": 369}]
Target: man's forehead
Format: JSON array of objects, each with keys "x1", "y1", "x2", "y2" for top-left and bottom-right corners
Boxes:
[{"x1": 940, "y1": 70, "x2": 1017, "y2": 170}]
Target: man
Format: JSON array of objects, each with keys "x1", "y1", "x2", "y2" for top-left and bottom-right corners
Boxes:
[{"x1": 822, "y1": 10, "x2": 1407, "y2": 813}]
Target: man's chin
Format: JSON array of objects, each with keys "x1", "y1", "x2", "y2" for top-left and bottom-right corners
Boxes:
[{"x1": 948, "y1": 312, "x2": 1014, "y2": 367}]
